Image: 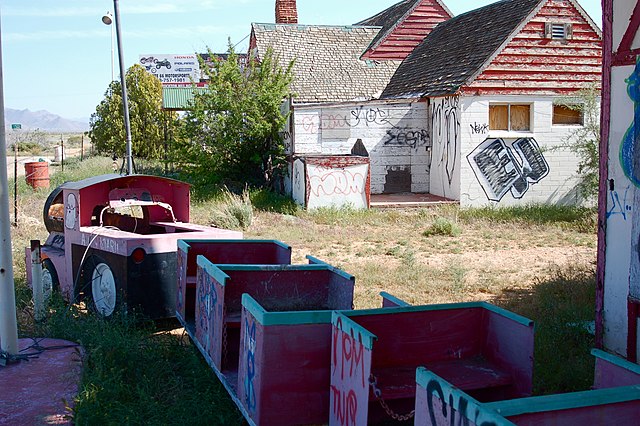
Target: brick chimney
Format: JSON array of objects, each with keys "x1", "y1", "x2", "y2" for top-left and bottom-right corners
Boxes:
[{"x1": 276, "y1": 0, "x2": 298, "y2": 24}]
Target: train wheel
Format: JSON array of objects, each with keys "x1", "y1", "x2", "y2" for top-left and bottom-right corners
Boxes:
[
  {"x1": 84, "y1": 256, "x2": 118, "y2": 317},
  {"x1": 41, "y1": 258, "x2": 59, "y2": 302}
]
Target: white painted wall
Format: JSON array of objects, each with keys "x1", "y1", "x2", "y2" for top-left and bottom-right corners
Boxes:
[
  {"x1": 458, "y1": 95, "x2": 586, "y2": 208},
  {"x1": 306, "y1": 163, "x2": 369, "y2": 210},
  {"x1": 430, "y1": 96, "x2": 461, "y2": 200},
  {"x1": 292, "y1": 102, "x2": 430, "y2": 194}
]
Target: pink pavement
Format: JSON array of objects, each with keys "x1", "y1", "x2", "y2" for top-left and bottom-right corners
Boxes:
[{"x1": 0, "y1": 338, "x2": 82, "y2": 425}]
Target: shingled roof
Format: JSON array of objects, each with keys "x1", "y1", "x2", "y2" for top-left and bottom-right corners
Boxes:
[
  {"x1": 355, "y1": 0, "x2": 452, "y2": 58},
  {"x1": 381, "y1": 0, "x2": 543, "y2": 99},
  {"x1": 251, "y1": 23, "x2": 401, "y2": 103}
]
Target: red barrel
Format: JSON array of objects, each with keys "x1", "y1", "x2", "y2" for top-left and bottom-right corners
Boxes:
[{"x1": 24, "y1": 161, "x2": 50, "y2": 189}]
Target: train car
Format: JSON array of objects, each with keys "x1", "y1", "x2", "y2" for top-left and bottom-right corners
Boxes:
[
  {"x1": 415, "y1": 350, "x2": 640, "y2": 425},
  {"x1": 26, "y1": 174, "x2": 241, "y2": 318}
]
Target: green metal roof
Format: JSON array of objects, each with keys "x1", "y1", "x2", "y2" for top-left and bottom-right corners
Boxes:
[{"x1": 162, "y1": 86, "x2": 207, "y2": 110}]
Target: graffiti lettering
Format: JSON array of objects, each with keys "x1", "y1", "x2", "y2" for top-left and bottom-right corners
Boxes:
[
  {"x1": 309, "y1": 168, "x2": 366, "y2": 197},
  {"x1": 243, "y1": 316, "x2": 257, "y2": 412},
  {"x1": 467, "y1": 137, "x2": 550, "y2": 202},
  {"x1": 470, "y1": 122, "x2": 489, "y2": 134},
  {"x1": 321, "y1": 113, "x2": 352, "y2": 130},
  {"x1": 330, "y1": 317, "x2": 369, "y2": 425},
  {"x1": 196, "y1": 272, "x2": 218, "y2": 360},
  {"x1": 383, "y1": 128, "x2": 429, "y2": 148},
  {"x1": 426, "y1": 378, "x2": 498, "y2": 426},
  {"x1": 330, "y1": 386, "x2": 358, "y2": 426},
  {"x1": 332, "y1": 321, "x2": 366, "y2": 385},
  {"x1": 607, "y1": 185, "x2": 633, "y2": 220},
  {"x1": 301, "y1": 116, "x2": 319, "y2": 134},
  {"x1": 176, "y1": 250, "x2": 186, "y2": 316},
  {"x1": 431, "y1": 96, "x2": 460, "y2": 186},
  {"x1": 351, "y1": 106, "x2": 392, "y2": 127}
]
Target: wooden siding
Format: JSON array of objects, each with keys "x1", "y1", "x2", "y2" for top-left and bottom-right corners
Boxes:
[
  {"x1": 462, "y1": 0, "x2": 602, "y2": 96},
  {"x1": 363, "y1": 0, "x2": 452, "y2": 61}
]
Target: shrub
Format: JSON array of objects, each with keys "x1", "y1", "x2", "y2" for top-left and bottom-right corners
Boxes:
[
  {"x1": 210, "y1": 188, "x2": 253, "y2": 230},
  {"x1": 423, "y1": 217, "x2": 461, "y2": 237}
]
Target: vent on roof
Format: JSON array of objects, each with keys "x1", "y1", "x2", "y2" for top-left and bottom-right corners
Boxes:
[{"x1": 544, "y1": 22, "x2": 573, "y2": 40}]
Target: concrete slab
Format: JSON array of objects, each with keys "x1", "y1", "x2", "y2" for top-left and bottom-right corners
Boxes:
[
  {"x1": 0, "y1": 338, "x2": 82, "y2": 425},
  {"x1": 370, "y1": 192, "x2": 458, "y2": 208}
]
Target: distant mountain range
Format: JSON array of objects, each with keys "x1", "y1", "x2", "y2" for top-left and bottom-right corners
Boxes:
[{"x1": 4, "y1": 108, "x2": 89, "y2": 133}]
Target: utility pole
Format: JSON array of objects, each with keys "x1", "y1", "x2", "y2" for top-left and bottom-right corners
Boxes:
[{"x1": 0, "y1": 15, "x2": 20, "y2": 356}]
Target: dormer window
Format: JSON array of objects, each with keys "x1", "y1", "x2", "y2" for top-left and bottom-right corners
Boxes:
[{"x1": 545, "y1": 22, "x2": 573, "y2": 40}]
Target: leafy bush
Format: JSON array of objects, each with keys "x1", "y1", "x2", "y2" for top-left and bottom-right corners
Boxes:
[{"x1": 177, "y1": 45, "x2": 294, "y2": 186}]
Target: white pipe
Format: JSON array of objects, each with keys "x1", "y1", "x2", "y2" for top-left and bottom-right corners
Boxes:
[
  {"x1": 31, "y1": 241, "x2": 44, "y2": 322},
  {"x1": 0, "y1": 14, "x2": 19, "y2": 355}
]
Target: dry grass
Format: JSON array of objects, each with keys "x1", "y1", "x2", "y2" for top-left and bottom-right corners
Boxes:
[{"x1": 247, "y1": 208, "x2": 596, "y2": 310}]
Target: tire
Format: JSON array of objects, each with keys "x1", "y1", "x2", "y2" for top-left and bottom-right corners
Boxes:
[
  {"x1": 41, "y1": 258, "x2": 59, "y2": 302},
  {"x1": 43, "y1": 184, "x2": 66, "y2": 233},
  {"x1": 82, "y1": 256, "x2": 118, "y2": 317}
]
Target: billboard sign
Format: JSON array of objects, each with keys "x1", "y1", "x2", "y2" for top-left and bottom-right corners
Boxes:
[{"x1": 139, "y1": 54, "x2": 200, "y2": 85}]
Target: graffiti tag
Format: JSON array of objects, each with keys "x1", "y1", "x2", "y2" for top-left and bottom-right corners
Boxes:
[
  {"x1": 467, "y1": 137, "x2": 550, "y2": 202},
  {"x1": 431, "y1": 96, "x2": 460, "y2": 186},
  {"x1": 383, "y1": 128, "x2": 429, "y2": 148},
  {"x1": 243, "y1": 315, "x2": 257, "y2": 412},
  {"x1": 470, "y1": 122, "x2": 489, "y2": 134},
  {"x1": 607, "y1": 185, "x2": 633, "y2": 220}
]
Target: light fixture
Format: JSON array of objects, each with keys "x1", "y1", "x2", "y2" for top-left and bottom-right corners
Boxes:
[{"x1": 102, "y1": 11, "x2": 113, "y2": 25}]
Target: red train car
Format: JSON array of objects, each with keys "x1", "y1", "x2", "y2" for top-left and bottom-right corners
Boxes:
[{"x1": 26, "y1": 174, "x2": 241, "y2": 318}]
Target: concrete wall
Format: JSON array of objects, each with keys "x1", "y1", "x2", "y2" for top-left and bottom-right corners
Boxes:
[
  {"x1": 292, "y1": 101, "x2": 430, "y2": 194},
  {"x1": 458, "y1": 95, "x2": 586, "y2": 208}
]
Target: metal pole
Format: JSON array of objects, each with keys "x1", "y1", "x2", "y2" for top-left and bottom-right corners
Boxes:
[
  {"x1": 0, "y1": 15, "x2": 19, "y2": 356},
  {"x1": 13, "y1": 141, "x2": 16, "y2": 227},
  {"x1": 113, "y1": 0, "x2": 133, "y2": 176},
  {"x1": 110, "y1": 15, "x2": 115, "y2": 82}
]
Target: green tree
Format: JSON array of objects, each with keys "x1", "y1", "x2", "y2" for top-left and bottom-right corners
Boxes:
[
  {"x1": 178, "y1": 45, "x2": 294, "y2": 187},
  {"x1": 556, "y1": 84, "x2": 600, "y2": 202},
  {"x1": 89, "y1": 64, "x2": 179, "y2": 161}
]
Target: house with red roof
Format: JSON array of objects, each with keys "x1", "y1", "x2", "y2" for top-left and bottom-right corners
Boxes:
[{"x1": 382, "y1": 0, "x2": 602, "y2": 206}]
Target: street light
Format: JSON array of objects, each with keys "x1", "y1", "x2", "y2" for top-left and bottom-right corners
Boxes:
[
  {"x1": 103, "y1": 0, "x2": 133, "y2": 175},
  {"x1": 102, "y1": 11, "x2": 115, "y2": 82}
]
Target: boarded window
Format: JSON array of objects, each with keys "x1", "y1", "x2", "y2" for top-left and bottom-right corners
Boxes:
[
  {"x1": 553, "y1": 105, "x2": 583, "y2": 125},
  {"x1": 489, "y1": 104, "x2": 531, "y2": 131},
  {"x1": 489, "y1": 105, "x2": 508, "y2": 130}
]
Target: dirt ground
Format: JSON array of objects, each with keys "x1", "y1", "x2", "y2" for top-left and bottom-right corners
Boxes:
[{"x1": 246, "y1": 211, "x2": 597, "y2": 309}]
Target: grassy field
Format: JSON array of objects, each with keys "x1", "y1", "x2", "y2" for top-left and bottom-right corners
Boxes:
[{"x1": 9, "y1": 156, "x2": 597, "y2": 424}]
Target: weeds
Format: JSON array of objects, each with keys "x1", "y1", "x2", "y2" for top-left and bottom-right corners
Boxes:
[
  {"x1": 496, "y1": 265, "x2": 596, "y2": 394},
  {"x1": 209, "y1": 187, "x2": 254, "y2": 230},
  {"x1": 423, "y1": 217, "x2": 462, "y2": 237}
]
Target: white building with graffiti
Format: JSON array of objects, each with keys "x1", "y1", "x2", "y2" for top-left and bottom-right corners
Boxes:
[
  {"x1": 597, "y1": 0, "x2": 640, "y2": 363},
  {"x1": 382, "y1": 0, "x2": 602, "y2": 207}
]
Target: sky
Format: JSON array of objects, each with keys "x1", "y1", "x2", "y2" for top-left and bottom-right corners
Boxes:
[{"x1": 0, "y1": 0, "x2": 603, "y2": 122}]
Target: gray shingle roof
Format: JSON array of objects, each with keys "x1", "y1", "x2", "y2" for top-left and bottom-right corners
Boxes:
[
  {"x1": 381, "y1": 0, "x2": 543, "y2": 99},
  {"x1": 251, "y1": 23, "x2": 402, "y2": 103}
]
